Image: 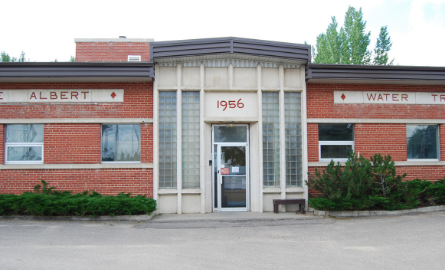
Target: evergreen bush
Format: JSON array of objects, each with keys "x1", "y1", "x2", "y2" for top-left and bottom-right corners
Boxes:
[
  {"x1": 307, "y1": 153, "x2": 445, "y2": 211},
  {"x1": 0, "y1": 180, "x2": 156, "y2": 217}
]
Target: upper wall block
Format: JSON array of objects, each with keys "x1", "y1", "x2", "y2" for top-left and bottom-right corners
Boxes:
[{"x1": 75, "y1": 38, "x2": 154, "y2": 62}]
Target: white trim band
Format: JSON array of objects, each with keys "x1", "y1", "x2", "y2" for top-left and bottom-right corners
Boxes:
[
  {"x1": 308, "y1": 118, "x2": 445, "y2": 124},
  {"x1": 0, "y1": 163, "x2": 153, "y2": 170},
  {"x1": 0, "y1": 118, "x2": 153, "y2": 124}
]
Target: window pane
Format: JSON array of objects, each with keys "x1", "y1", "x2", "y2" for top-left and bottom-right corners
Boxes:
[
  {"x1": 214, "y1": 126, "x2": 247, "y2": 142},
  {"x1": 159, "y1": 91, "x2": 177, "y2": 189},
  {"x1": 319, "y1": 124, "x2": 353, "y2": 141},
  {"x1": 7, "y1": 146, "x2": 43, "y2": 161},
  {"x1": 182, "y1": 91, "x2": 200, "y2": 189},
  {"x1": 6, "y1": 124, "x2": 43, "y2": 143},
  {"x1": 101, "y1": 125, "x2": 140, "y2": 162},
  {"x1": 285, "y1": 92, "x2": 302, "y2": 187},
  {"x1": 262, "y1": 92, "x2": 280, "y2": 188},
  {"x1": 320, "y1": 145, "x2": 352, "y2": 159},
  {"x1": 407, "y1": 125, "x2": 438, "y2": 159}
]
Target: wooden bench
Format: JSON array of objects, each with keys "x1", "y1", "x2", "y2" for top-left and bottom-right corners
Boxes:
[{"x1": 273, "y1": 199, "x2": 305, "y2": 214}]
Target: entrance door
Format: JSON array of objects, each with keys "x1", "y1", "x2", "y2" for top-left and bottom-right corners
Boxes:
[{"x1": 212, "y1": 125, "x2": 249, "y2": 212}]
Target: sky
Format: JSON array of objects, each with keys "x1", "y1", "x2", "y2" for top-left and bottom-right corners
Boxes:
[{"x1": 1, "y1": 0, "x2": 444, "y2": 66}]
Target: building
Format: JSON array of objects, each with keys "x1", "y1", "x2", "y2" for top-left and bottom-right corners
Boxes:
[{"x1": 1, "y1": 37, "x2": 445, "y2": 214}]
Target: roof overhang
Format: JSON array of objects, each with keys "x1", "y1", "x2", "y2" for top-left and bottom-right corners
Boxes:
[
  {"x1": 307, "y1": 64, "x2": 445, "y2": 85},
  {"x1": 152, "y1": 37, "x2": 311, "y2": 64},
  {"x1": 0, "y1": 62, "x2": 154, "y2": 83}
]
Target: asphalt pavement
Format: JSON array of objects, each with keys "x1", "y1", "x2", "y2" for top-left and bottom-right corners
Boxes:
[{"x1": 0, "y1": 211, "x2": 444, "y2": 270}]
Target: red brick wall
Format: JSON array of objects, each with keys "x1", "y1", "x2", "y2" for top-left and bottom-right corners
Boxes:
[
  {"x1": 398, "y1": 167, "x2": 445, "y2": 181},
  {"x1": 0, "y1": 82, "x2": 153, "y2": 119},
  {"x1": 308, "y1": 123, "x2": 318, "y2": 162},
  {"x1": 141, "y1": 124, "x2": 153, "y2": 163},
  {"x1": 0, "y1": 82, "x2": 154, "y2": 196},
  {"x1": 76, "y1": 42, "x2": 151, "y2": 62},
  {"x1": 0, "y1": 169, "x2": 153, "y2": 196},
  {"x1": 307, "y1": 83, "x2": 445, "y2": 183},
  {"x1": 0, "y1": 124, "x2": 4, "y2": 164},
  {"x1": 307, "y1": 83, "x2": 445, "y2": 119},
  {"x1": 355, "y1": 123, "x2": 407, "y2": 161},
  {"x1": 44, "y1": 124, "x2": 101, "y2": 164}
]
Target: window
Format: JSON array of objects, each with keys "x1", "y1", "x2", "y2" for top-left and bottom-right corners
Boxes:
[
  {"x1": 182, "y1": 91, "x2": 200, "y2": 189},
  {"x1": 101, "y1": 124, "x2": 140, "y2": 162},
  {"x1": 5, "y1": 124, "x2": 44, "y2": 164},
  {"x1": 262, "y1": 92, "x2": 280, "y2": 188},
  {"x1": 319, "y1": 124, "x2": 354, "y2": 162},
  {"x1": 407, "y1": 125, "x2": 438, "y2": 160},
  {"x1": 159, "y1": 91, "x2": 177, "y2": 188},
  {"x1": 285, "y1": 92, "x2": 302, "y2": 187}
]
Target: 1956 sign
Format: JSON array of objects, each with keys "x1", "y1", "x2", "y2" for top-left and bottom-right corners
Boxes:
[
  {"x1": 0, "y1": 89, "x2": 124, "y2": 103},
  {"x1": 216, "y1": 99, "x2": 244, "y2": 111},
  {"x1": 204, "y1": 92, "x2": 258, "y2": 118}
]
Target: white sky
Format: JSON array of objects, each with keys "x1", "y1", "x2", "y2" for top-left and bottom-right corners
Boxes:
[{"x1": 1, "y1": 0, "x2": 444, "y2": 66}]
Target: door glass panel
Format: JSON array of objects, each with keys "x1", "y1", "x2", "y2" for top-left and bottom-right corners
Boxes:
[
  {"x1": 221, "y1": 146, "x2": 246, "y2": 208},
  {"x1": 214, "y1": 126, "x2": 247, "y2": 142}
]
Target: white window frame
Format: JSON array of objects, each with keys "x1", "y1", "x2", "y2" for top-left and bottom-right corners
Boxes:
[
  {"x1": 319, "y1": 141, "x2": 354, "y2": 162},
  {"x1": 100, "y1": 124, "x2": 141, "y2": 164},
  {"x1": 5, "y1": 125, "x2": 44, "y2": 165},
  {"x1": 407, "y1": 124, "x2": 439, "y2": 162}
]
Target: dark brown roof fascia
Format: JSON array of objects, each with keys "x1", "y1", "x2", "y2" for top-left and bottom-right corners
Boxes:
[
  {"x1": 307, "y1": 64, "x2": 445, "y2": 82},
  {"x1": 152, "y1": 37, "x2": 311, "y2": 62},
  {"x1": 0, "y1": 62, "x2": 154, "y2": 80}
]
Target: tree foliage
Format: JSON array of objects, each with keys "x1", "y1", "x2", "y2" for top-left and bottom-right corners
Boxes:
[
  {"x1": 313, "y1": 6, "x2": 394, "y2": 65},
  {"x1": 1, "y1": 51, "x2": 26, "y2": 62},
  {"x1": 373, "y1": 26, "x2": 393, "y2": 65}
]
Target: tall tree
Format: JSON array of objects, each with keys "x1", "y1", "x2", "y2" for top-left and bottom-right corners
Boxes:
[
  {"x1": 313, "y1": 6, "x2": 393, "y2": 65},
  {"x1": 373, "y1": 26, "x2": 394, "y2": 65}
]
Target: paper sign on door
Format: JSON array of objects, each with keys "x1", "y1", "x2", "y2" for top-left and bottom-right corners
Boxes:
[
  {"x1": 232, "y1": 167, "x2": 239, "y2": 173},
  {"x1": 221, "y1": 168, "x2": 229, "y2": 175}
]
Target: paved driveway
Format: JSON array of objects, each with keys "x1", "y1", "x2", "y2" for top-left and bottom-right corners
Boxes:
[{"x1": 0, "y1": 212, "x2": 444, "y2": 270}]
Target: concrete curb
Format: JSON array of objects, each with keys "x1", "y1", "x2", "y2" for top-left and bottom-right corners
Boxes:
[
  {"x1": 0, "y1": 211, "x2": 156, "y2": 222},
  {"x1": 312, "y1": 205, "x2": 445, "y2": 217}
]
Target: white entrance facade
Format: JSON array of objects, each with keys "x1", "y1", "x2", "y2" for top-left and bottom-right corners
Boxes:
[{"x1": 153, "y1": 56, "x2": 308, "y2": 214}]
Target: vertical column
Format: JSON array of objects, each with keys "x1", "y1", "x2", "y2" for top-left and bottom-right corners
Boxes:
[
  {"x1": 200, "y1": 63, "x2": 206, "y2": 213},
  {"x1": 153, "y1": 64, "x2": 159, "y2": 202},
  {"x1": 279, "y1": 65, "x2": 286, "y2": 204},
  {"x1": 176, "y1": 63, "x2": 182, "y2": 214},
  {"x1": 257, "y1": 63, "x2": 264, "y2": 213},
  {"x1": 228, "y1": 63, "x2": 234, "y2": 90},
  {"x1": 301, "y1": 67, "x2": 308, "y2": 210}
]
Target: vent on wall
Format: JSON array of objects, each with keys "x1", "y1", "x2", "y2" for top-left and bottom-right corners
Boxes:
[{"x1": 128, "y1": 55, "x2": 141, "y2": 62}]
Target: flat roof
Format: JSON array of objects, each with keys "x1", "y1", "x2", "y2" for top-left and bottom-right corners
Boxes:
[
  {"x1": 0, "y1": 62, "x2": 154, "y2": 82},
  {"x1": 307, "y1": 64, "x2": 445, "y2": 85}
]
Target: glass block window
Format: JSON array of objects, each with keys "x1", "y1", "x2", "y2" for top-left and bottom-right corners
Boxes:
[
  {"x1": 5, "y1": 124, "x2": 44, "y2": 164},
  {"x1": 262, "y1": 92, "x2": 280, "y2": 188},
  {"x1": 159, "y1": 91, "x2": 177, "y2": 189},
  {"x1": 182, "y1": 91, "x2": 200, "y2": 189},
  {"x1": 407, "y1": 125, "x2": 438, "y2": 160},
  {"x1": 319, "y1": 124, "x2": 354, "y2": 161},
  {"x1": 284, "y1": 92, "x2": 302, "y2": 187},
  {"x1": 101, "y1": 125, "x2": 140, "y2": 162}
]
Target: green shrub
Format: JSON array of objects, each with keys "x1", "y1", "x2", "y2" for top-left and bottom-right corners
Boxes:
[
  {"x1": 306, "y1": 153, "x2": 441, "y2": 211},
  {"x1": 0, "y1": 180, "x2": 156, "y2": 217}
]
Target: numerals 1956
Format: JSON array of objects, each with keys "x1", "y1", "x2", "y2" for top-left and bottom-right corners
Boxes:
[{"x1": 217, "y1": 99, "x2": 244, "y2": 111}]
